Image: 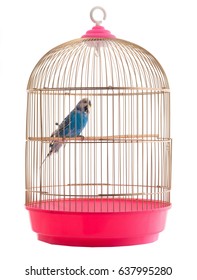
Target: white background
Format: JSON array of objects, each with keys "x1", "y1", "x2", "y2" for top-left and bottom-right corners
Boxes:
[{"x1": 0, "y1": 0, "x2": 197, "y2": 279}]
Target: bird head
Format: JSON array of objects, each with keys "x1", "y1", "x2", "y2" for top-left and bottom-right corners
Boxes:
[{"x1": 76, "y1": 98, "x2": 91, "y2": 114}]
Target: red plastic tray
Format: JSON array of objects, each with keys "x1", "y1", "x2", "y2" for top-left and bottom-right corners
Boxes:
[{"x1": 26, "y1": 199, "x2": 171, "y2": 246}]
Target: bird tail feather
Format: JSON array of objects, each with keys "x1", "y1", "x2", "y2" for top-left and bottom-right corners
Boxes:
[{"x1": 40, "y1": 150, "x2": 52, "y2": 168}]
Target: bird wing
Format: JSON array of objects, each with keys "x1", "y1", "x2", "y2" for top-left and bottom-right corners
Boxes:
[
  {"x1": 49, "y1": 113, "x2": 72, "y2": 148},
  {"x1": 53, "y1": 111, "x2": 73, "y2": 137}
]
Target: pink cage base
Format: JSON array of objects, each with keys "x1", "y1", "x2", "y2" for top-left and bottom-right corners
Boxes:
[{"x1": 26, "y1": 199, "x2": 171, "y2": 247}]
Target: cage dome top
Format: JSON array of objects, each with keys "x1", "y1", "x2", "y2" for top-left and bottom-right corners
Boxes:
[
  {"x1": 82, "y1": 6, "x2": 116, "y2": 38},
  {"x1": 27, "y1": 7, "x2": 169, "y2": 91}
]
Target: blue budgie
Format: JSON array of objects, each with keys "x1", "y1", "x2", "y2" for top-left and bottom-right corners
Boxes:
[{"x1": 41, "y1": 98, "x2": 91, "y2": 165}]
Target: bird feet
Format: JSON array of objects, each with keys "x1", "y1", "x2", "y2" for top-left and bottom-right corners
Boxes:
[{"x1": 78, "y1": 135, "x2": 85, "y2": 140}]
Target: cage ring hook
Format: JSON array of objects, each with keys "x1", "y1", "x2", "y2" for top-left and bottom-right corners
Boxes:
[{"x1": 90, "y1": 6, "x2": 107, "y2": 26}]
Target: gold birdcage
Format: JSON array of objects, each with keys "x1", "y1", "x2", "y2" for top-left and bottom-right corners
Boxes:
[{"x1": 26, "y1": 7, "x2": 172, "y2": 246}]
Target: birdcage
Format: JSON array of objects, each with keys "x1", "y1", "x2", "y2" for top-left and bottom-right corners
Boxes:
[{"x1": 25, "y1": 7, "x2": 172, "y2": 246}]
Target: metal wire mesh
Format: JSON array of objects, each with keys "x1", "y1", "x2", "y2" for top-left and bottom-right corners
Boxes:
[{"x1": 25, "y1": 38, "x2": 171, "y2": 212}]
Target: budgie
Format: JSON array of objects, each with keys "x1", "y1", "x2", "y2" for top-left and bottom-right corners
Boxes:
[{"x1": 41, "y1": 98, "x2": 91, "y2": 165}]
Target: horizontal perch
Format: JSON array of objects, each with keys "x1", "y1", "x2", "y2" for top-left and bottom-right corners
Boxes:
[{"x1": 28, "y1": 134, "x2": 166, "y2": 143}]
